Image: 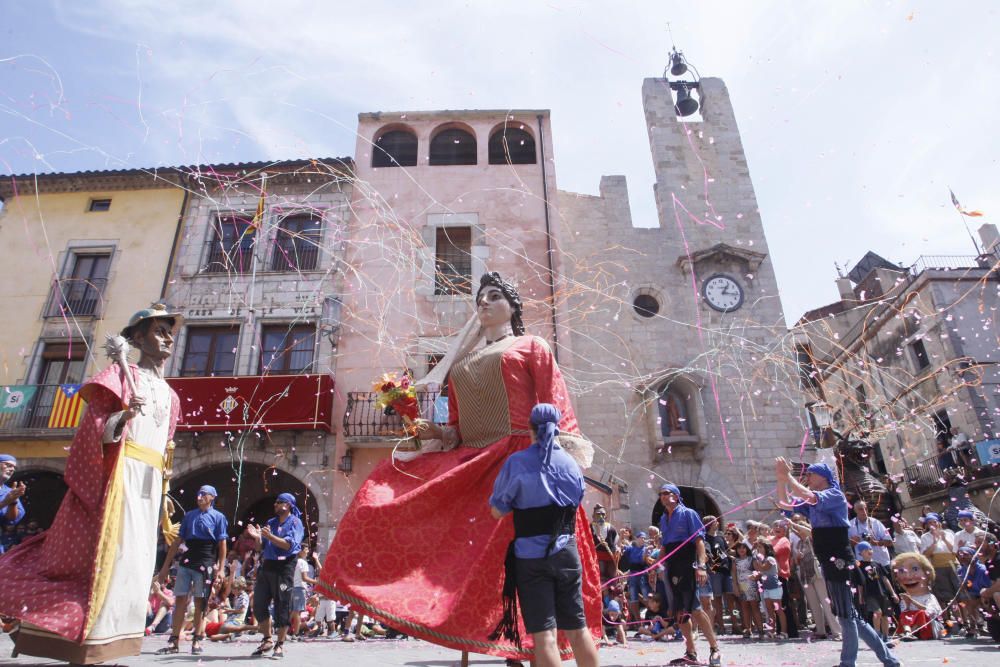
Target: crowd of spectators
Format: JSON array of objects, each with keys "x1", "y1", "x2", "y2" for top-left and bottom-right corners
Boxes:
[
  {"x1": 144, "y1": 535, "x2": 408, "y2": 645},
  {"x1": 593, "y1": 494, "x2": 1000, "y2": 648}
]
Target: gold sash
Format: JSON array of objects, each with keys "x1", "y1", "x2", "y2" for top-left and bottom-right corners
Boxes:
[
  {"x1": 85, "y1": 439, "x2": 167, "y2": 634},
  {"x1": 931, "y1": 552, "x2": 957, "y2": 569}
]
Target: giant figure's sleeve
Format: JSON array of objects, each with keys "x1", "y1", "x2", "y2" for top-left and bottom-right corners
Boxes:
[{"x1": 528, "y1": 336, "x2": 580, "y2": 436}]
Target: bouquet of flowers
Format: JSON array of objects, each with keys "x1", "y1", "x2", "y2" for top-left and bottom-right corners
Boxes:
[{"x1": 372, "y1": 372, "x2": 424, "y2": 448}]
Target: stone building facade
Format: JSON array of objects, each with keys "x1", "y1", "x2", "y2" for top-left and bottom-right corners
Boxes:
[
  {"x1": 794, "y1": 229, "x2": 1000, "y2": 523},
  {"x1": 160, "y1": 159, "x2": 353, "y2": 546},
  {"x1": 557, "y1": 78, "x2": 806, "y2": 527}
]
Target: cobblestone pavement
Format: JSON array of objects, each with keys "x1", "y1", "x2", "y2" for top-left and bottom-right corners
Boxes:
[{"x1": 0, "y1": 631, "x2": 994, "y2": 666}]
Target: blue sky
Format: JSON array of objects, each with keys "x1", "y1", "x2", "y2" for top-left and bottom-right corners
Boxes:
[{"x1": 2, "y1": 1, "x2": 998, "y2": 323}]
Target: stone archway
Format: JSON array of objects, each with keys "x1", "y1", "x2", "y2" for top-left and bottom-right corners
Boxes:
[{"x1": 169, "y1": 463, "x2": 321, "y2": 549}]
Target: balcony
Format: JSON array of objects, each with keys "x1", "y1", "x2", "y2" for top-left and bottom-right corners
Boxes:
[
  {"x1": 0, "y1": 384, "x2": 83, "y2": 436},
  {"x1": 167, "y1": 374, "x2": 334, "y2": 432},
  {"x1": 343, "y1": 391, "x2": 441, "y2": 439},
  {"x1": 903, "y1": 444, "x2": 1000, "y2": 500},
  {"x1": 45, "y1": 279, "x2": 107, "y2": 318}
]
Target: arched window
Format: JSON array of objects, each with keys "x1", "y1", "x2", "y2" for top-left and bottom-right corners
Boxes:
[
  {"x1": 372, "y1": 129, "x2": 417, "y2": 167},
  {"x1": 658, "y1": 386, "x2": 693, "y2": 437},
  {"x1": 429, "y1": 128, "x2": 477, "y2": 166},
  {"x1": 488, "y1": 127, "x2": 536, "y2": 164}
]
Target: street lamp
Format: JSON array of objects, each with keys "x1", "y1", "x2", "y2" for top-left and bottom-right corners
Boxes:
[
  {"x1": 811, "y1": 401, "x2": 833, "y2": 430},
  {"x1": 810, "y1": 401, "x2": 840, "y2": 481}
]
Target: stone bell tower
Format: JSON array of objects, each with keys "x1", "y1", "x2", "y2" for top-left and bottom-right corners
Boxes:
[{"x1": 558, "y1": 74, "x2": 804, "y2": 525}]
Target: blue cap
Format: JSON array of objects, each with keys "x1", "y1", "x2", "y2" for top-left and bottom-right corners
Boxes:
[
  {"x1": 606, "y1": 599, "x2": 621, "y2": 613},
  {"x1": 637, "y1": 531, "x2": 648, "y2": 539},
  {"x1": 922, "y1": 513, "x2": 941, "y2": 524},
  {"x1": 957, "y1": 510, "x2": 975, "y2": 520},
  {"x1": 855, "y1": 541, "x2": 873, "y2": 555},
  {"x1": 958, "y1": 546, "x2": 976, "y2": 556},
  {"x1": 276, "y1": 492, "x2": 302, "y2": 517},
  {"x1": 0, "y1": 454, "x2": 16, "y2": 464},
  {"x1": 197, "y1": 485, "x2": 218, "y2": 497}
]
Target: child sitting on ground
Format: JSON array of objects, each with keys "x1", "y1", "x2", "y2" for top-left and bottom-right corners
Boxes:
[{"x1": 634, "y1": 593, "x2": 675, "y2": 641}]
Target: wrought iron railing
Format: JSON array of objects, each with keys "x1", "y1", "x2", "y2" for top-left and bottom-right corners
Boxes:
[
  {"x1": 0, "y1": 384, "x2": 80, "y2": 433},
  {"x1": 343, "y1": 391, "x2": 441, "y2": 438},
  {"x1": 270, "y1": 243, "x2": 319, "y2": 271},
  {"x1": 205, "y1": 244, "x2": 254, "y2": 273},
  {"x1": 45, "y1": 278, "x2": 107, "y2": 317},
  {"x1": 904, "y1": 449, "x2": 1000, "y2": 499}
]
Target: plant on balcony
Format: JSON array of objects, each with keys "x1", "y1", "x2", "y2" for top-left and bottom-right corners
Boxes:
[{"x1": 372, "y1": 372, "x2": 424, "y2": 449}]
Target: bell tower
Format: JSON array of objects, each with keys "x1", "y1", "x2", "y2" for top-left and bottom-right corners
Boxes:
[{"x1": 559, "y1": 61, "x2": 804, "y2": 523}]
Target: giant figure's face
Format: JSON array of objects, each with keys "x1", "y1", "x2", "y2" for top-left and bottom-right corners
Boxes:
[
  {"x1": 893, "y1": 556, "x2": 931, "y2": 595},
  {"x1": 477, "y1": 285, "x2": 513, "y2": 329},
  {"x1": 134, "y1": 318, "x2": 175, "y2": 362}
]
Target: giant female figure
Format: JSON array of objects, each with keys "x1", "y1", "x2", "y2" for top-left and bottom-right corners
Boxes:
[{"x1": 318, "y1": 273, "x2": 602, "y2": 662}]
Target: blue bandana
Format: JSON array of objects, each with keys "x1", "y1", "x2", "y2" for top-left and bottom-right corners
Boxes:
[
  {"x1": 806, "y1": 462, "x2": 839, "y2": 489},
  {"x1": 922, "y1": 513, "x2": 941, "y2": 524},
  {"x1": 531, "y1": 403, "x2": 561, "y2": 469},
  {"x1": 276, "y1": 492, "x2": 302, "y2": 518},
  {"x1": 855, "y1": 541, "x2": 873, "y2": 555},
  {"x1": 198, "y1": 485, "x2": 218, "y2": 498},
  {"x1": 0, "y1": 454, "x2": 16, "y2": 465}
]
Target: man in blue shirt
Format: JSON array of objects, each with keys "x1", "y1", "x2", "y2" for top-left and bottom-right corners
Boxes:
[
  {"x1": 246, "y1": 492, "x2": 305, "y2": 659},
  {"x1": 776, "y1": 457, "x2": 899, "y2": 667},
  {"x1": 658, "y1": 483, "x2": 720, "y2": 667},
  {"x1": 489, "y1": 404, "x2": 598, "y2": 667},
  {"x1": 156, "y1": 484, "x2": 229, "y2": 656},
  {"x1": 0, "y1": 454, "x2": 26, "y2": 556}
]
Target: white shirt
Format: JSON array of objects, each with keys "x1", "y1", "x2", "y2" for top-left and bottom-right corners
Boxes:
[
  {"x1": 919, "y1": 529, "x2": 955, "y2": 555},
  {"x1": 894, "y1": 529, "x2": 921, "y2": 555},
  {"x1": 848, "y1": 516, "x2": 892, "y2": 566},
  {"x1": 954, "y1": 527, "x2": 984, "y2": 552},
  {"x1": 293, "y1": 557, "x2": 310, "y2": 588}
]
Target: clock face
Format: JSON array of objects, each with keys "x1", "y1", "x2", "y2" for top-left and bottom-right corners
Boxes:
[{"x1": 702, "y1": 274, "x2": 744, "y2": 312}]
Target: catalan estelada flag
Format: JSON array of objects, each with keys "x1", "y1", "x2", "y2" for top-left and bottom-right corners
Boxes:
[{"x1": 48, "y1": 384, "x2": 83, "y2": 428}]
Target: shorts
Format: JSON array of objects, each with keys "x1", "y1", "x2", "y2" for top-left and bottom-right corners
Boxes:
[
  {"x1": 174, "y1": 565, "x2": 211, "y2": 599},
  {"x1": 316, "y1": 599, "x2": 336, "y2": 624},
  {"x1": 205, "y1": 621, "x2": 222, "y2": 636},
  {"x1": 515, "y1": 540, "x2": 586, "y2": 633},
  {"x1": 667, "y1": 567, "x2": 702, "y2": 616},
  {"x1": 628, "y1": 571, "x2": 652, "y2": 602},
  {"x1": 253, "y1": 559, "x2": 296, "y2": 628},
  {"x1": 761, "y1": 587, "x2": 783, "y2": 601},
  {"x1": 709, "y1": 571, "x2": 733, "y2": 596},
  {"x1": 696, "y1": 581, "x2": 714, "y2": 599},
  {"x1": 291, "y1": 586, "x2": 307, "y2": 612},
  {"x1": 863, "y1": 595, "x2": 889, "y2": 616}
]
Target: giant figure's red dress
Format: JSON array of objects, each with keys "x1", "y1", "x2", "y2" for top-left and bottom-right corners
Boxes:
[{"x1": 317, "y1": 335, "x2": 602, "y2": 660}]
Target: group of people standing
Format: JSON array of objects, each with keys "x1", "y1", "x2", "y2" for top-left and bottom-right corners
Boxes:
[{"x1": 1, "y1": 274, "x2": 994, "y2": 667}]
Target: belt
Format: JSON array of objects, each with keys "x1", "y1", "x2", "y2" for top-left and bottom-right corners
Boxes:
[{"x1": 124, "y1": 439, "x2": 165, "y2": 472}]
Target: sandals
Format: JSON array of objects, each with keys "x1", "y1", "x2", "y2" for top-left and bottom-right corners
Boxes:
[
  {"x1": 191, "y1": 634, "x2": 204, "y2": 655},
  {"x1": 251, "y1": 637, "x2": 274, "y2": 657},
  {"x1": 272, "y1": 641, "x2": 285, "y2": 658},
  {"x1": 155, "y1": 635, "x2": 180, "y2": 655}
]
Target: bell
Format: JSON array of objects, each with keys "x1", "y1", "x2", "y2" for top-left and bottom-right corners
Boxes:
[
  {"x1": 670, "y1": 51, "x2": 688, "y2": 77},
  {"x1": 674, "y1": 85, "x2": 699, "y2": 117}
]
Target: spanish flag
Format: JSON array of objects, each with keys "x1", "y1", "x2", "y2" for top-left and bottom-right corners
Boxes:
[{"x1": 48, "y1": 383, "x2": 83, "y2": 429}]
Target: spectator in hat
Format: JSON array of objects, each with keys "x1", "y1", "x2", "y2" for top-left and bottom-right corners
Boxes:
[
  {"x1": 0, "y1": 455, "x2": 25, "y2": 556},
  {"x1": 156, "y1": 484, "x2": 229, "y2": 655},
  {"x1": 245, "y1": 492, "x2": 305, "y2": 659},
  {"x1": 954, "y1": 510, "x2": 985, "y2": 553},
  {"x1": 776, "y1": 458, "x2": 899, "y2": 667},
  {"x1": 657, "y1": 482, "x2": 721, "y2": 667}
]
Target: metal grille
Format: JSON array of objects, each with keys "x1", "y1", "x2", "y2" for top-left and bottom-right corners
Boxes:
[
  {"x1": 342, "y1": 391, "x2": 441, "y2": 438},
  {"x1": 205, "y1": 216, "x2": 255, "y2": 273},
  {"x1": 270, "y1": 216, "x2": 321, "y2": 271},
  {"x1": 434, "y1": 227, "x2": 472, "y2": 295}
]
